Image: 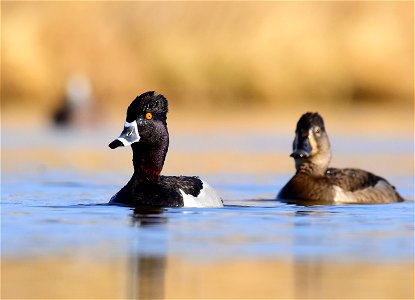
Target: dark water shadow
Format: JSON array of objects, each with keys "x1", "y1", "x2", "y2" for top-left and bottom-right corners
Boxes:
[
  {"x1": 130, "y1": 206, "x2": 167, "y2": 227},
  {"x1": 128, "y1": 206, "x2": 168, "y2": 299}
]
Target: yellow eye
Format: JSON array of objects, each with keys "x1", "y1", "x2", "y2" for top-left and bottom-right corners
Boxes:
[{"x1": 145, "y1": 112, "x2": 152, "y2": 120}]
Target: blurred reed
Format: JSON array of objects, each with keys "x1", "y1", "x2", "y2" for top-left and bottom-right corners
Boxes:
[{"x1": 2, "y1": 1, "x2": 413, "y2": 113}]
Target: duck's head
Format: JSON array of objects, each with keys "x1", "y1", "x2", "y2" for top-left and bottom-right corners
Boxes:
[
  {"x1": 291, "y1": 112, "x2": 331, "y2": 173},
  {"x1": 109, "y1": 91, "x2": 168, "y2": 149}
]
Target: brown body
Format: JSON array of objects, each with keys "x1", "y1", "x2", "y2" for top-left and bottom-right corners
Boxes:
[
  {"x1": 277, "y1": 112, "x2": 404, "y2": 205},
  {"x1": 279, "y1": 166, "x2": 403, "y2": 205}
]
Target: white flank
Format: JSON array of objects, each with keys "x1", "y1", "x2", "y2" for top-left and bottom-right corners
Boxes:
[
  {"x1": 333, "y1": 181, "x2": 397, "y2": 204},
  {"x1": 333, "y1": 185, "x2": 349, "y2": 203},
  {"x1": 180, "y1": 180, "x2": 223, "y2": 208}
]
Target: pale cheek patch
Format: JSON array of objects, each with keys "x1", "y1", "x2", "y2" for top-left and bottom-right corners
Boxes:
[{"x1": 308, "y1": 130, "x2": 319, "y2": 155}]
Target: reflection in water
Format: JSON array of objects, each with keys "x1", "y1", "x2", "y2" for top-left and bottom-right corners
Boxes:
[
  {"x1": 294, "y1": 209, "x2": 337, "y2": 217},
  {"x1": 125, "y1": 204, "x2": 414, "y2": 299},
  {"x1": 130, "y1": 206, "x2": 167, "y2": 227},
  {"x1": 293, "y1": 208, "x2": 325, "y2": 298},
  {"x1": 281, "y1": 198, "x2": 336, "y2": 206},
  {"x1": 2, "y1": 167, "x2": 413, "y2": 298},
  {"x1": 135, "y1": 256, "x2": 166, "y2": 299},
  {"x1": 2, "y1": 100, "x2": 414, "y2": 299},
  {"x1": 129, "y1": 207, "x2": 168, "y2": 299}
]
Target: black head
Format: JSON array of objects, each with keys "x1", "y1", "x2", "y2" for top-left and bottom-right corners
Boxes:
[
  {"x1": 126, "y1": 91, "x2": 168, "y2": 123},
  {"x1": 109, "y1": 91, "x2": 169, "y2": 149},
  {"x1": 291, "y1": 112, "x2": 331, "y2": 173}
]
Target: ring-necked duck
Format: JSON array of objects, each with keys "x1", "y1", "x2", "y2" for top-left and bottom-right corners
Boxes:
[
  {"x1": 277, "y1": 112, "x2": 404, "y2": 205},
  {"x1": 109, "y1": 91, "x2": 223, "y2": 208}
]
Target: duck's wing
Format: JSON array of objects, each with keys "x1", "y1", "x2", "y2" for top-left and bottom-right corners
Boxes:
[
  {"x1": 326, "y1": 168, "x2": 404, "y2": 203},
  {"x1": 161, "y1": 176, "x2": 223, "y2": 208},
  {"x1": 325, "y1": 168, "x2": 382, "y2": 191},
  {"x1": 160, "y1": 176, "x2": 203, "y2": 197}
]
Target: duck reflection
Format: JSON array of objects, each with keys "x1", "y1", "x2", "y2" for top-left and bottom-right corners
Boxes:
[
  {"x1": 281, "y1": 198, "x2": 334, "y2": 207},
  {"x1": 292, "y1": 207, "x2": 336, "y2": 298},
  {"x1": 130, "y1": 206, "x2": 167, "y2": 227},
  {"x1": 129, "y1": 206, "x2": 168, "y2": 299}
]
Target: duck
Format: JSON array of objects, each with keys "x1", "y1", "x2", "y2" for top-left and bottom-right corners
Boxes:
[
  {"x1": 52, "y1": 74, "x2": 100, "y2": 128},
  {"x1": 108, "y1": 91, "x2": 223, "y2": 208},
  {"x1": 277, "y1": 112, "x2": 404, "y2": 205}
]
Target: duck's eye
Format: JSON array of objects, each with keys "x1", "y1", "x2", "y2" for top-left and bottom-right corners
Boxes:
[
  {"x1": 145, "y1": 112, "x2": 153, "y2": 120},
  {"x1": 314, "y1": 127, "x2": 321, "y2": 134}
]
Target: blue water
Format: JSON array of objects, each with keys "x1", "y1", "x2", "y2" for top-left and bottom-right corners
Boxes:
[
  {"x1": 2, "y1": 125, "x2": 414, "y2": 299},
  {"x1": 2, "y1": 169, "x2": 414, "y2": 264},
  {"x1": 1, "y1": 126, "x2": 414, "y2": 267}
]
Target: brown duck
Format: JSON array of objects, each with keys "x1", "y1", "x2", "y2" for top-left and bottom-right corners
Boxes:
[{"x1": 277, "y1": 112, "x2": 404, "y2": 205}]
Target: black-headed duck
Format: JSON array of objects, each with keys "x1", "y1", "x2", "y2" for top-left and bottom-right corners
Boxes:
[
  {"x1": 109, "y1": 91, "x2": 223, "y2": 208},
  {"x1": 277, "y1": 112, "x2": 404, "y2": 205}
]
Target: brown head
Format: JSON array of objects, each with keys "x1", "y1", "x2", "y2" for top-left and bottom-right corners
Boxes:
[{"x1": 291, "y1": 112, "x2": 332, "y2": 175}]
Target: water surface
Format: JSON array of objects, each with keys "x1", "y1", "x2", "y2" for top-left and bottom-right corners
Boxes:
[{"x1": 2, "y1": 126, "x2": 414, "y2": 299}]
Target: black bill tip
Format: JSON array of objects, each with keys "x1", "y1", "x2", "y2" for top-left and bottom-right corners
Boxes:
[
  {"x1": 290, "y1": 150, "x2": 310, "y2": 159},
  {"x1": 109, "y1": 139, "x2": 124, "y2": 149}
]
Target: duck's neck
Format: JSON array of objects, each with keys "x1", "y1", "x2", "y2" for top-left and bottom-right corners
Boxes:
[
  {"x1": 295, "y1": 152, "x2": 331, "y2": 177},
  {"x1": 131, "y1": 140, "x2": 169, "y2": 183},
  {"x1": 297, "y1": 162, "x2": 327, "y2": 177}
]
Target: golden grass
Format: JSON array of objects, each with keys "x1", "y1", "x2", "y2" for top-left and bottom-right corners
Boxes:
[{"x1": 2, "y1": 1, "x2": 413, "y2": 113}]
